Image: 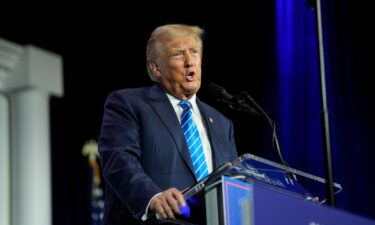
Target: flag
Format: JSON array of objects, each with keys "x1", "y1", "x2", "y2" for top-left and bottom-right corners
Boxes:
[{"x1": 82, "y1": 139, "x2": 104, "y2": 225}]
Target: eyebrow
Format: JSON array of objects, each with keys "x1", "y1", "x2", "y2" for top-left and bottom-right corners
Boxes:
[{"x1": 170, "y1": 47, "x2": 199, "y2": 53}]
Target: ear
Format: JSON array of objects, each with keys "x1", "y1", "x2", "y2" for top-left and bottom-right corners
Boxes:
[{"x1": 148, "y1": 61, "x2": 162, "y2": 79}]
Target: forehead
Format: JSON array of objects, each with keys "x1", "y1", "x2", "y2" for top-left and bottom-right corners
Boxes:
[{"x1": 163, "y1": 35, "x2": 200, "y2": 49}]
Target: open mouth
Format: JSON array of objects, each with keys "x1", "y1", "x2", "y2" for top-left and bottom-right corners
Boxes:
[{"x1": 186, "y1": 71, "x2": 195, "y2": 81}]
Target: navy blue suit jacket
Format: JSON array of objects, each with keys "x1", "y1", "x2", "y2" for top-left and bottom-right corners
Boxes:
[{"x1": 99, "y1": 84, "x2": 238, "y2": 225}]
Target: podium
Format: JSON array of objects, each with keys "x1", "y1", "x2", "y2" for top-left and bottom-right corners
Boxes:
[{"x1": 174, "y1": 153, "x2": 375, "y2": 225}]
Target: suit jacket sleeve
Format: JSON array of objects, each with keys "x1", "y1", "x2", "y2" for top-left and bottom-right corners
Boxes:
[{"x1": 98, "y1": 90, "x2": 161, "y2": 220}]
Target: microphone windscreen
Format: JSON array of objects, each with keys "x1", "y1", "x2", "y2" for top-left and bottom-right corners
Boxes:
[
  {"x1": 206, "y1": 83, "x2": 228, "y2": 99},
  {"x1": 207, "y1": 83, "x2": 234, "y2": 101}
]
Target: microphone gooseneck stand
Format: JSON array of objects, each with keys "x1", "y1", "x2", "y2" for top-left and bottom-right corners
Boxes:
[
  {"x1": 239, "y1": 91, "x2": 291, "y2": 170},
  {"x1": 207, "y1": 83, "x2": 294, "y2": 179},
  {"x1": 309, "y1": 0, "x2": 335, "y2": 207}
]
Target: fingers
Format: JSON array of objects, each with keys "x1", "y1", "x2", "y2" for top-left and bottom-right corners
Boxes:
[
  {"x1": 150, "y1": 187, "x2": 186, "y2": 220},
  {"x1": 172, "y1": 190, "x2": 186, "y2": 208}
]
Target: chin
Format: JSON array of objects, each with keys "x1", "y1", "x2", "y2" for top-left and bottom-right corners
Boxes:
[
  {"x1": 186, "y1": 82, "x2": 200, "y2": 90},
  {"x1": 184, "y1": 88, "x2": 200, "y2": 97}
]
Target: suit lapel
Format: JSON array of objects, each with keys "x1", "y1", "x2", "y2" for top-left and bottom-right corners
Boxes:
[
  {"x1": 148, "y1": 85, "x2": 195, "y2": 176},
  {"x1": 197, "y1": 100, "x2": 225, "y2": 169}
]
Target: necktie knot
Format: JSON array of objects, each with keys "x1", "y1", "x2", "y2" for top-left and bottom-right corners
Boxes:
[{"x1": 178, "y1": 100, "x2": 192, "y2": 110}]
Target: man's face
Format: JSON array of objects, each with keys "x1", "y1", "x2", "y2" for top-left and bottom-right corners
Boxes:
[{"x1": 153, "y1": 35, "x2": 202, "y2": 100}]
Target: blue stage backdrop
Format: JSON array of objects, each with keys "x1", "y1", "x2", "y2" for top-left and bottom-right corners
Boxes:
[{"x1": 270, "y1": 0, "x2": 375, "y2": 220}]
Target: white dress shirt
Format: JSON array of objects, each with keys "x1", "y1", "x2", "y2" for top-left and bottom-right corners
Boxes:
[{"x1": 166, "y1": 93, "x2": 213, "y2": 174}]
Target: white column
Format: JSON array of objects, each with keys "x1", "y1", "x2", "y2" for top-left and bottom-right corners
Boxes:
[
  {"x1": 1, "y1": 38, "x2": 62, "y2": 225},
  {"x1": 0, "y1": 93, "x2": 10, "y2": 225},
  {"x1": 11, "y1": 89, "x2": 51, "y2": 225}
]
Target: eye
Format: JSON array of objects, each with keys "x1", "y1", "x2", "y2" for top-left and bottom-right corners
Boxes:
[
  {"x1": 172, "y1": 51, "x2": 183, "y2": 57},
  {"x1": 191, "y1": 49, "x2": 199, "y2": 54}
]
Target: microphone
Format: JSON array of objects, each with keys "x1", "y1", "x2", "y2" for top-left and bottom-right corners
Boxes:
[
  {"x1": 207, "y1": 83, "x2": 259, "y2": 116},
  {"x1": 207, "y1": 83, "x2": 293, "y2": 176},
  {"x1": 206, "y1": 83, "x2": 233, "y2": 102}
]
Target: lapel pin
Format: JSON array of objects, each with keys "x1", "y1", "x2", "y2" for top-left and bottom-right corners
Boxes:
[{"x1": 209, "y1": 117, "x2": 214, "y2": 123}]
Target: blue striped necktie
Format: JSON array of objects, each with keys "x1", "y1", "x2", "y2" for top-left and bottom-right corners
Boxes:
[{"x1": 179, "y1": 100, "x2": 209, "y2": 182}]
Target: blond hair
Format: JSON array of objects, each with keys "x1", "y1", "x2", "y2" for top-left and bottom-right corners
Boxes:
[{"x1": 146, "y1": 24, "x2": 204, "y2": 81}]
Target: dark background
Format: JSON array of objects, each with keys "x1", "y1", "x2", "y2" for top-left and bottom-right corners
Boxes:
[{"x1": 1, "y1": 1, "x2": 374, "y2": 224}]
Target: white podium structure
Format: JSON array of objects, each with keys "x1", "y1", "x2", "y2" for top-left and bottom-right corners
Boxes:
[{"x1": 0, "y1": 37, "x2": 63, "y2": 225}]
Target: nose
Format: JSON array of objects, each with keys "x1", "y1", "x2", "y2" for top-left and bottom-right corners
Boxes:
[
  {"x1": 185, "y1": 61, "x2": 193, "y2": 67},
  {"x1": 184, "y1": 54, "x2": 194, "y2": 67}
]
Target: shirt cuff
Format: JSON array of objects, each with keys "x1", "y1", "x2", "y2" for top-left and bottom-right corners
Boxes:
[{"x1": 141, "y1": 192, "x2": 163, "y2": 221}]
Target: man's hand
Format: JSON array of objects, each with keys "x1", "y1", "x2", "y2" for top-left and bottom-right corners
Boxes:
[{"x1": 149, "y1": 187, "x2": 186, "y2": 219}]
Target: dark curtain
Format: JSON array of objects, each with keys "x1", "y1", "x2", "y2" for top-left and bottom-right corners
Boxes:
[{"x1": 268, "y1": 0, "x2": 375, "y2": 220}]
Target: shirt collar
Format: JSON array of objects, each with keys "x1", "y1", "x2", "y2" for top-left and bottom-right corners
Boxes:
[{"x1": 165, "y1": 93, "x2": 197, "y2": 109}]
